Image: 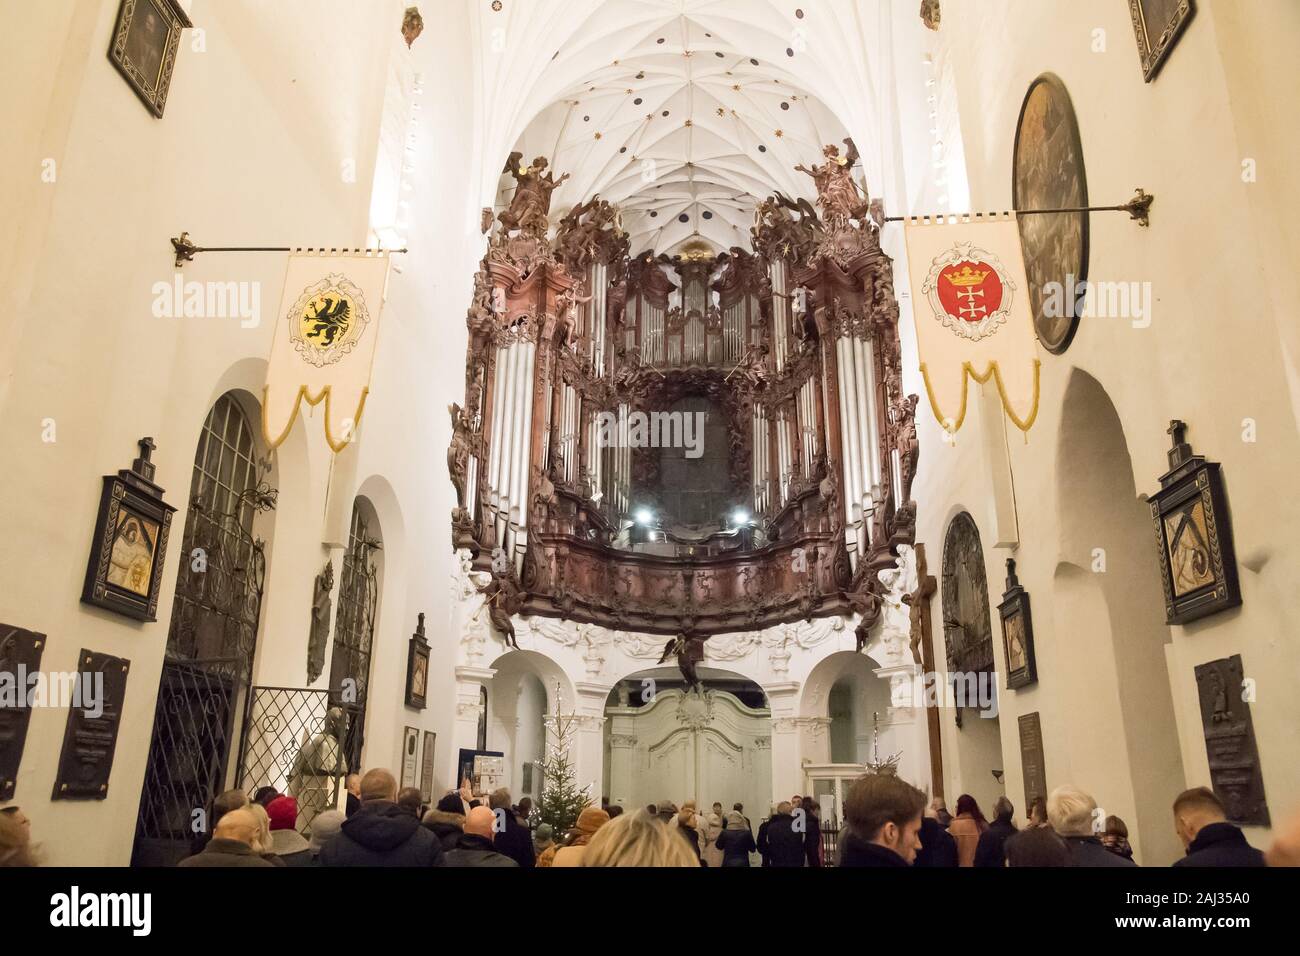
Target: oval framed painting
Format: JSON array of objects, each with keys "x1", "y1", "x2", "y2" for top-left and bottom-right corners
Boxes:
[{"x1": 1012, "y1": 73, "x2": 1089, "y2": 355}]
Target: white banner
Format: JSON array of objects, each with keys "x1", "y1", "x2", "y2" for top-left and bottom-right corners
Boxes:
[
  {"x1": 903, "y1": 214, "x2": 1040, "y2": 434},
  {"x1": 263, "y1": 251, "x2": 390, "y2": 452}
]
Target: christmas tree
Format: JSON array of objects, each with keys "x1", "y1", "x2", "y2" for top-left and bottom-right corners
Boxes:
[{"x1": 534, "y1": 688, "x2": 591, "y2": 835}]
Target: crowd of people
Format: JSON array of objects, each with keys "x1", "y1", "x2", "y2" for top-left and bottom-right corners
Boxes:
[{"x1": 2, "y1": 769, "x2": 1297, "y2": 868}]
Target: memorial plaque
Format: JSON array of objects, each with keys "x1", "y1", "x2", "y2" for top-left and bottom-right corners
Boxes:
[
  {"x1": 420, "y1": 731, "x2": 436, "y2": 804},
  {"x1": 1018, "y1": 712, "x2": 1047, "y2": 811},
  {"x1": 1195, "y1": 655, "x2": 1269, "y2": 826},
  {"x1": 51, "y1": 650, "x2": 130, "y2": 800},
  {"x1": 0, "y1": 624, "x2": 46, "y2": 800}
]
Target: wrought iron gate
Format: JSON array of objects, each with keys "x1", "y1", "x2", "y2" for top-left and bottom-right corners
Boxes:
[
  {"x1": 130, "y1": 396, "x2": 276, "y2": 866},
  {"x1": 235, "y1": 685, "x2": 343, "y2": 834}
]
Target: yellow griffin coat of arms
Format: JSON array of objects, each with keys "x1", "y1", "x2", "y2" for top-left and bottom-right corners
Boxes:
[{"x1": 286, "y1": 273, "x2": 371, "y2": 368}]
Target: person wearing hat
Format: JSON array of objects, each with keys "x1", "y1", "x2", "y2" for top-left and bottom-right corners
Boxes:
[
  {"x1": 715, "y1": 810, "x2": 759, "y2": 867},
  {"x1": 308, "y1": 810, "x2": 345, "y2": 864},
  {"x1": 544, "y1": 807, "x2": 611, "y2": 867},
  {"x1": 265, "y1": 795, "x2": 313, "y2": 867},
  {"x1": 533, "y1": 823, "x2": 556, "y2": 857}
]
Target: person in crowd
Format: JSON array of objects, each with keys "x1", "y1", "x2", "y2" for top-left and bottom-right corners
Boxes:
[
  {"x1": 457, "y1": 777, "x2": 482, "y2": 814},
  {"x1": 178, "y1": 809, "x2": 275, "y2": 868},
  {"x1": 733, "y1": 802, "x2": 751, "y2": 830},
  {"x1": 252, "y1": 786, "x2": 280, "y2": 809},
  {"x1": 582, "y1": 809, "x2": 701, "y2": 868},
  {"x1": 308, "y1": 809, "x2": 345, "y2": 864},
  {"x1": 948, "y1": 793, "x2": 989, "y2": 867},
  {"x1": 803, "y1": 797, "x2": 823, "y2": 867},
  {"x1": 1101, "y1": 815, "x2": 1134, "y2": 861},
  {"x1": 1046, "y1": 785, "x2": 1136, "y2": 867},
  {"x1": 929, "y1": 796, "x2": 953, "y2": 829},
  {"x1": 345, "y1": 774, "x2": 362, "y2": 818},
  {"x1": 606, "y1": 803, "x2": 624, "y2": 819},
  {"x1": 913, "y1": 800, "x2": 958, "y2": 867},
  {"x1": 247, "y1": 803, "x2": 285, "y2": 867},
  {"x1": 701, "y1": 801, "x2": 724, "y2": 868},
  {"x1": 656, "y1": 800, "x2": 678, "y2": 826},
  {"x1": 1026, "y1": 795, "x2": 1049, "y2": 829},
  {"x1": 423, "y1": 793, "x2": 467, "y2": 851},
  {"x1": 677, "y1": 805, "x2": 702, "y2": 862},
  {"x1": 838, "y1": 773, "x2": 927, "y2": 867},
  {"x1": 191, "y1": 788, "x2": 249, "y2": 856},
  {"x1": 974, "y1": 796, "x2": 1017, "y2": 867},
  {"x1": 265, "y1": 795, "x2": 312, "y2": 867},
  {"x1": 715, "y1": 810, "x2": 758, "y2": 867},
  {"x1": 489, "y1": 788, "x2": 536, "y2": 868},
  {"x1": 0, "y1": 806, "x2": 37, "y2": 867},
  {"x1": 756, "y1": 808, "x2": 773, "y2": 867},
  {"x1": 516, "y1": 797, "x2": 533, "y2": 824},
  {"x1": 1004, "y1": 827, "x2": 1070, "y2": 867},
  {"x1": 320, "y1": 768, "x2": 444, "y2": 866},
  {"x1": 396, "y1": 787, "x2": 424, "y2": 819},
  {"x1": 1172, "y1": 787, "x2": 1265, "y2": 867},
  {"x1": 1266, "y1": 802, "x2": 1300, "y2": 867},
  {"x1": 533, "y1": 823, "x2": 556, "y2": 857},
  {"x1": 548, "y1": 806, "x2": 612, "y2": 867},
  {"x1": 757, "y1": 801, "x2": 806, "y2": 867},
  {"x1": 442, "y1": 805, "x2": 518, "y2": 867}
]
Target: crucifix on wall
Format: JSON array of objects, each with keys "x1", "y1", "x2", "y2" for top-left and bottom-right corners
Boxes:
[{"x1": 902, "y1": 543, "x2": 943, "y2": 800}]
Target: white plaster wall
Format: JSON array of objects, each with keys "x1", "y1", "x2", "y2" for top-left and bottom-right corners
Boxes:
[
  {"x1": 904, "y1": 0, "x2": 1300, "y2": 864},
  {"x1": 0, "y1": 0, "x2": 480, "y2": 864}
]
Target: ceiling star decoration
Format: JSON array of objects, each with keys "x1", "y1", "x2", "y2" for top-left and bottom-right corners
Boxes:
[{"x1": 485, "y1": 0, "x2": 872, "y2": 257}]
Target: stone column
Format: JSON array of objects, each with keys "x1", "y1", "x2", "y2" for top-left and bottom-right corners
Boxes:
[
  {"x1": 763, "y1": 681, "x2": 801, "y2": 807},
  {"x1": 452, "y1": 665, "x2": 495, "y2": 784},
  {"x1": 571, "y1": 681, "x2": 613, "y2": 804}
]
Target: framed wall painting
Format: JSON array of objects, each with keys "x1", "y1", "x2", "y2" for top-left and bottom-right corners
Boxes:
[
  {"x1": 1012, "y1": 73, "x2": 1089, "y2": 355},
  {"x1": 1149, "y1": 421, "x2": 1241, "y2": 625},
  {"x1": 107, "y1": 0, "x2": 192, "y2": 118},
  {"x1": 81, "y1": 439, "x2": 177, "y2": 622},
  {"x1": 998, "y1": 559, "x2": 1037, "y2": 690},
  {"x1": 1128, "y1": 0, "x2": 1196, "y2": 83},
  {"x1": 400, "y1": 726, "x2": 419, "y2": 790},
  {"x1": 405, "y1": 612, "x2": 430, "y2": 710}
]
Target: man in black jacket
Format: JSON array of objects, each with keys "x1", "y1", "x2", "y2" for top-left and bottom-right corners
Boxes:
[
  {"x1": 837, "y1": 774, "x2": 926, "y2": 867},
  {"x1": 489, "y1": 788, "x2": 536, "y2": 868},
  {"x1": 1172, "y1": 787, "x2": 1266, "y2": 867},
  {"x1": 179, "y1": 808, "x2": 275, "y2": 868},
  {"x1": 320, "y1": 769, "x2": 444, "y2": 867},
  {"x1": 758, "y1": 802, "x2": 810, "y2": 867},
  {"x1": 913, "y1": 812, "x2": 958, "y2": 867},
  {"x1": 974, "y1": 796, "x2": 1017, "y2": 867},
  {"x1": 443, "y1": 806, "x2": 519, "y2": 867}
]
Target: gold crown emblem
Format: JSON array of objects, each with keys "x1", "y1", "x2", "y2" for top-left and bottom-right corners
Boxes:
[{"x1": 944, "y1": 264, "x2": 991, "y2": 288}]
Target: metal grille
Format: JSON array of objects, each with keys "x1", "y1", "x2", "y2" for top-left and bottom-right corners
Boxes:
[
  {"x1": 821, "y1": 819, "x2": 841, "y2": 865},
  {"x1": 329, "y1": 502, "x2": 380, "y2": 773},
  {"x1": 132, "y1": 395, "x2": 276, "y2": 866},
  {"x1": 236, "y1": 686, "x2": 343, "y2": 835}
]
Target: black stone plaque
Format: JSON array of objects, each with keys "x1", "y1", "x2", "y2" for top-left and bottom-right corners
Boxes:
[
  {"x1": 1018, "y1": 712, "x2": 1047, "y2": 812},
  {"x1": 1195, "y1": 654, "x2": 1269, "y2": 826},
  {"x1": 51, "y1": 649, "x2": 130, "y2": 800},
  {"x1": 0, "y1": 624, "x2": 47, "y2": 800}
]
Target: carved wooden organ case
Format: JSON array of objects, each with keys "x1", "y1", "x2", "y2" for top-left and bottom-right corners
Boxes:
[{"x1": 451, "y1": 177, "x2": 919, "y2": 638}]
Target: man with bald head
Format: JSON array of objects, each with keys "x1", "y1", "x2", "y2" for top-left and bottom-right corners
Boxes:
[
  {"x1": 179, "y1": 808, "x2": 276, "y2": 867},
  {"x1": 442, "y1": 805, "x2": 518, "y2": 867},
  {"x1": 319, "y1": 768, "x2": 444, "y2": 866}
]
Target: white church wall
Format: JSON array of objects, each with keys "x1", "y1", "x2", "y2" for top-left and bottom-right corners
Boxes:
[
  {"x1": 909, "y1": 0, "x2": 1300, "y2": 863},
  {"x1": 0, "y1": 0, "x2": 480, "y2": 864}
]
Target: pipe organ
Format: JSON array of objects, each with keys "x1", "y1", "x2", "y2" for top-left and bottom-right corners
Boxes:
[{"x1": 451, "y1": 151, "x2": 918, "y2": 637}]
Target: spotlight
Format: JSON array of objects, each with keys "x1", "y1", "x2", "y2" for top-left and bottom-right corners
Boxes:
[
  {"x1": 732, "y1": 509, "x2": 751, "y2": 526},
  {"x1": 635, "y1": 508, "x2": 655, "y2": 526}
]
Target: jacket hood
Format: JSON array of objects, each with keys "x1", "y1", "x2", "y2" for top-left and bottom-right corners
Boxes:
[
  {"x1": 423, "y1": 810, "x2": 465, "y2": 830},
  {"x1": 342, "y1": 801, "x2": 422, "y2": 851}
]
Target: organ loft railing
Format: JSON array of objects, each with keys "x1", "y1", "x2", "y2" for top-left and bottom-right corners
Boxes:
[{"x1": 448, "y1": 146, "x2": 920, "y2": 638}]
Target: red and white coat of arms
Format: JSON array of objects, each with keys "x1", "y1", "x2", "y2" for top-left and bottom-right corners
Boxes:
[{"x1": 920, "y1": 241, "x2": 1017, "y2": 342}]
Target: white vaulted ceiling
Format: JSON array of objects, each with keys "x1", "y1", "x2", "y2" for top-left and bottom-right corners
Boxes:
[{"x1": 473, "y1": 0, "x2": 935, "y2": 256}]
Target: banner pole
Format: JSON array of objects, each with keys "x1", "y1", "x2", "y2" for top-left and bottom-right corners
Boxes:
[
  {"x1": 883, "y1": 187, "x2": 1153, "y2": 228},
  {"x1": 170, "y1": 232, "x2": 409, "y2": 267}
]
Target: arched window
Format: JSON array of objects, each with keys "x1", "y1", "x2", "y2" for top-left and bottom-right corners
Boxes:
[
  {"x1": 329, "y1": 499, "x2": 381, "y2": 773},
  {"x1": 132, "y1": 393, "x2": 276, "y2": 866},
  {"x1": 941, "y1": 512, "x2": 995, "y2": 728}
]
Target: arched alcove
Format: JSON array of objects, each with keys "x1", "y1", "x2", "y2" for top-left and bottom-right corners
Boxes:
[{"x1": 1053, "y1": 368, "x2": 1184, "y2": 864}]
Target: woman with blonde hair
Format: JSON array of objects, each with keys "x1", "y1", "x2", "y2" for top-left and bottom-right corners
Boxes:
[
  {"x1": 677, "y1": 805, "x2": 702, "y2": 863},
  {"x1": 246, "y1": 803, "x2": 287, "y2": 867},
  {"x1": 583, "y1": 810, "x2": 702, "y2": 867}
]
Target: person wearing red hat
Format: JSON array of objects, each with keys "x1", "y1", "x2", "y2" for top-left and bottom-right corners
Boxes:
[{"x1": 265, "y1": 796, "x2": 313, "y2": 867}]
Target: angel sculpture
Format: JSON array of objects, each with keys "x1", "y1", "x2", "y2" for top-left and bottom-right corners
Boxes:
[
  {"x1": 658, "y1": 633, "x2": 702, "y2": 694},
  {"x1": 794, "y1": 139, "x2": 868, "y2": 226},
  {"x1": 447, "y1": 403, "x2": 473, "y2": 512},
  {"x1": 498, "y1": 152, "x2": 570, "y2": 238},
  {"x1": 846, "y1": 587, "x2": 883, "y2": 654},
  {"x1": 478, "y1": 565, "x2": 526, "y2": 649}
]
